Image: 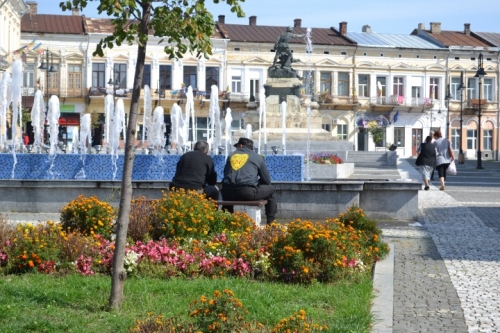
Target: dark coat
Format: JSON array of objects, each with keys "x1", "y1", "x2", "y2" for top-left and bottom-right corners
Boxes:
[
  {"x1": 419, "y1": 142, "x2": 436, "y2": 167},
  {"x1": 171, "y1": 150, "x2": 217, "y2": 190}
]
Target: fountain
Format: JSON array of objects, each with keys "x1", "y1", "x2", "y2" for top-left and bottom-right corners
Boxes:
[{"x1": 0, "y1": 33, "x2": 307, "y2": 183}]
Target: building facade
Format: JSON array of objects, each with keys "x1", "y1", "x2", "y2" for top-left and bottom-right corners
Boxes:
[{"x1": 12, "y1": 2, "x2": 500, "y2": 159}]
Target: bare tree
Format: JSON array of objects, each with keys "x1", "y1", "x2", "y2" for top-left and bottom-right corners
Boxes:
[{"x1": 60, "y1": 0, "x2": 244, "y2": 310}]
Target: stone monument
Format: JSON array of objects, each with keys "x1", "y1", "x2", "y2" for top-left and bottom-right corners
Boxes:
[{"x1": 242, "y1": 27, "x2": 330, "y2": 142}]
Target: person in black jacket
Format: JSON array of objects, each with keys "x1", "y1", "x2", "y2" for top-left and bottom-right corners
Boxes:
[
  {"x1": 221, "y1": 137, "x2": 277, "y2": 224},
  {"x1": 170, "y1": 140, "x2": 219, "y2": 200},
  {"x1": 417, "y1": 136, "x2": 437, "y2": 190}
]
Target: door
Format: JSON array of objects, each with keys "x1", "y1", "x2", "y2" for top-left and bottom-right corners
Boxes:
[
  {"x1": 412, "y1": 128, "x2": 422, "y2": 156},
  {"x1": 357, "y1": 127, "x2": 368, "y2": 151}
]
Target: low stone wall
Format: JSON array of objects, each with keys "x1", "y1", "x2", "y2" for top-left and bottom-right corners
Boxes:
[{"x1": 0, "y1": 179, "x2": 420, "y2": 221}]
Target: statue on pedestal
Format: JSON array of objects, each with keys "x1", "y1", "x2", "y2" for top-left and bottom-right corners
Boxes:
[{"x1": 268, "y1": 27, "x2": 305, "y2": 80}]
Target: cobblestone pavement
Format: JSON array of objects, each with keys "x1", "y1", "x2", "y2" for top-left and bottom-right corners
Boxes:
[{"x1": 391, "y1": 159, "x2": 500, "y2": 333}]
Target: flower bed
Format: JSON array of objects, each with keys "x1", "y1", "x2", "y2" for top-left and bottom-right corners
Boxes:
[{"x1": 0, "y1": 191, "x2": 389, "y2": 332}]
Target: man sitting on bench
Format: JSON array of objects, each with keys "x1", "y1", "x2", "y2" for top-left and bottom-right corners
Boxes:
[
  {"x1": 221, "y1": 138, "x2": 277, "y2": 224},
  {"x1": 170, "y1": 140, "x2": 219, "y2": 201}
]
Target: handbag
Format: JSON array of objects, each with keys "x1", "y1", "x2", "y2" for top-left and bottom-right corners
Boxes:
[
  {"x1": 415, "y1": 155, "x2": 423, "y2": 166},
  {"x1": 446, "y1": 160, "x2": 457, "y2": 175}
]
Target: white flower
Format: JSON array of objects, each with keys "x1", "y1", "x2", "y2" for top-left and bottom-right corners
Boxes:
[{"x1": 124, "y1": 250, "x2": 140, "y2": 273}]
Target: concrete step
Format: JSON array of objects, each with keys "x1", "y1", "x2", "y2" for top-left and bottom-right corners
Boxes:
[{"x1": 347, "y1": 151, "x2": 388, "y2": 166}]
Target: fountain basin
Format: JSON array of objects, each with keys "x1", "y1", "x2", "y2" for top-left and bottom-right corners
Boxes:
[{"x1": 0, "y1": 154, "x2": 304, "y2": 181}]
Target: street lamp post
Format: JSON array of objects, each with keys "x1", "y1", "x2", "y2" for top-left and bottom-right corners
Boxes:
[
  {"x1": 445, "y1": 84, "x2": 452, "y2": 139},
  {"x1": 457, "y1": 72, "x2": 465, "y2": 164},
  {"x1": 38, "y1": 50, "x2": 58, "y2": 146},
  {"x1": 474, "y1": 53, "x2": 486, "y2": 170}
]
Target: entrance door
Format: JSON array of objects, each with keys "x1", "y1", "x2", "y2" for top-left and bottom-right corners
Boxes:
[
  {"x1": 412, "y1": 128, "x2": 422, "y2": 156},
  {"x1": 357, "y1": 127, "x2": 368, "y2": 151}
]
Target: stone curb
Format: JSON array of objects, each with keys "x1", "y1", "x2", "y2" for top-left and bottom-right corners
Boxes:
[{"x1": 371, "y1": 242, "x2": 394, "y2": 333}]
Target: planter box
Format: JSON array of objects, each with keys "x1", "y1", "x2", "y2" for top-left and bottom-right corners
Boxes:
[{"x1": 306, "y1": 163, "x2": 354, "y2": 180}]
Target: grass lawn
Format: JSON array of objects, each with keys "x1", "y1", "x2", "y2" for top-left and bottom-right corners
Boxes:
[{"x1": 0, "y1": 273, "x2": 374, "y2": 332}]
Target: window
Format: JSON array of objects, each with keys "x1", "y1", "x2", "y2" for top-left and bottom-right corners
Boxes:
[
  {"x1": 467, "y1": 129, "x2": 477, "y2": 150},
  {"x1": 393, "y1": 77, "x2": 404, "y2": 96},
  {"x1": 206, "y1": 66, "x2": 219, "y2": 90},
  {"x1": 394, "y1": 127, "x2": 405, "y2": 147},
  {"x1": 183, "y1": 65, "x2": 197, "y2": 89},
  {"x1": 67, "y1": 64, "x2": 82, "y2": 96},
  {"x1": 358, "y1": 74, "x2": 370, "y2": 97},
  {"x1": 337, "y1": 124, "x2": 347, "y2": 140},
  {"x1": 142, "y1": 64, "x2": 151, "y2": 88},
  {"x1": 483, "y1": 78, "x2": 494, "y2": 102},
  {"x1": 47, "y1": 64, "x2": 60, "y2": 95},
  {"x1": 338, "y1": 72, "x2": 349, "y2": 96},
  {"x1": 376, "y1": 77, "x2": 386, "y2": 97},
  {"x1": 231, "y1": 69, "x2": 242, "y2": 93},
  {"x1": 23, "y1": 63, "x2": 35, "y2": 89},
  {"x1": 320, "y1": 72, "x2": 331, "y2": 94},
  {"x1": 484, "y1": 129, "x2": 493, "y2": 150},
  {"x1": 450, "y1": 77, "x2": 461, "y2": 100},
  {"x1": 451, "y1": 128, "x2": 459, "y2": 150},
  {"x1": 467, "y1": 77, "x2": 477, "y2": 100},
  {"x1": 429, "y1": 77, "x2": 439, "y2": 99},
  {"x1": 159, "y1": 65, "x2": 172, "y2": 90},
  {"x1": 92, "y1": 63, "x2": 106, "y2": 87},
  {"x1": 114, "y1": 63, "x2": 127, "y2": 89}
]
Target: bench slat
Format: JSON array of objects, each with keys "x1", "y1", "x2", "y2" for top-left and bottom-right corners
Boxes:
[{"x1": 217, "y1": 200, "x2": 267, "y2": 207}]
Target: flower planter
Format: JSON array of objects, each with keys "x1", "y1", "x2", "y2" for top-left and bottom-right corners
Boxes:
[{"x1": 307, "y1": 163, "x2": 355, "y2": 180}]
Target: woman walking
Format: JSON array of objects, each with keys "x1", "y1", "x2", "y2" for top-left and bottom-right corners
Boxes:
[
  {"x1": 433, "y1": 130, "x2": 455, "y2": 191},
  {"x1": 418, "y1": 136, "x2": 436, "y2": 190}
]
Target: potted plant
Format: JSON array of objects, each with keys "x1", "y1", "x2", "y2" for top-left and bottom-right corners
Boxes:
[{"x1": 366, "y1": 120, "x2": 385, "y2": 147}]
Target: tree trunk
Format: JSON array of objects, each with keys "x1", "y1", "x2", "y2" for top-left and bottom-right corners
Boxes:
[{"x1": 109, "y1": 2, "x2": 151, "y2": 310}]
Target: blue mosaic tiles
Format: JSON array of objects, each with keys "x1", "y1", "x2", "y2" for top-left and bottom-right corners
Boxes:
[{"x1": 0, "y1": 153, "x2": 304, "y2": 181}]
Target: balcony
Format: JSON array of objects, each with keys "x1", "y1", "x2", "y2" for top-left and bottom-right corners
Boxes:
[{"x1": 88, "y1": 87, "x2": 130, "y2": 97}]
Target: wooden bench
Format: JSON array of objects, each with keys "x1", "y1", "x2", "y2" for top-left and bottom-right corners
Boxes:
[{"x1": 217, "y1": 200, "x2": 267, "y2": 225}]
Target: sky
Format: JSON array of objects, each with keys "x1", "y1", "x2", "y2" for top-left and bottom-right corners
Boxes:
[{"x1": 35, "y1": 0, "x2": 500, "y2": 34}]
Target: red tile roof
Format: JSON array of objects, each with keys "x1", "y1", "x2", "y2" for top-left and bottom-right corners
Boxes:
[
  {"x1": 412, "y1": 29, "x2": 492, "y2": 48},
  {"x1": 216, "y1": 23, "x2": 354, "y2": 46},
  {"x1": 21, "y1": 14, "x2": 85, "y2": 34}
]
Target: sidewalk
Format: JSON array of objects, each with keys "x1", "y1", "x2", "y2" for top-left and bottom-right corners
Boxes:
[{"x1": 373, "y1": 159, "x2": 500, "y2": 332}]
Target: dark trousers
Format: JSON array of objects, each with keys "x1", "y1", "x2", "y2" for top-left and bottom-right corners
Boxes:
[
  {"x1": 436, "y1": 163, "x2": 450, "y2": 180},
  {"x1": 221, "y1": 185, "x2": 277, "y2": 224}
]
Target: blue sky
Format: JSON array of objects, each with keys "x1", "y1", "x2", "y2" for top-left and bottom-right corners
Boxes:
[{"x1": 36, "y1": 0, "x2": 500, "y2": 34}]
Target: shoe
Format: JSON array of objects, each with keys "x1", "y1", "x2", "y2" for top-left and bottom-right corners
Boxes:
[
  {"x1": 424, "y1": 186, "x2": 429, "y2": 190},
  {"x1": 440, "y1": 186, "x2": 445, "y2": 191}
]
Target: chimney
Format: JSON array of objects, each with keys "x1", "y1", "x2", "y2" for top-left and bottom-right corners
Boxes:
[
  {"x1": 26, "y1": 1, "x2": 37, "y2": 15},
  {"x1": 218, "y1": 15, "x2": 225, "y2": 24},
  {"x1": 464, "y1": 23, "x2": 471, "y2": 36},
  {"x1": 362, "y1": 25, "x2": 371, "y2": 33},
  {"x1": 418, "y1": 23, "x2": 426, "y2": 30},
  {"x1": 72, "y1": 7, "x2": 80, "y2": 16},
  {"x1": 294, "y1": 18, "x2": 301, "y2": 28},
  {"x1": 430, "y1": 22, "x2": 441, "y2": 34},
  {"x1": 339, "y1": 21, "x2": 347, "y2": 36},
  {"x1": 249, "y1": 16, "x2": 257, "y2": 26}
]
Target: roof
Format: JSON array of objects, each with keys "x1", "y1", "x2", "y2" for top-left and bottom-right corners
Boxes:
[
  {"x1": 346, "y1": 32, "x2": 442, "y2": 49},
  {"x1": 412, "y1": 29, "x2": 492, "y2": 48},
  {"x1": 21, "y1": 14, "x2": 85, "y2": 35},
  {"x1": 474, "y1": 32, "x2": 500, "y2": 47},
  {"x1": 216, "y1": 23, "x2": 354, "y2": 46}
]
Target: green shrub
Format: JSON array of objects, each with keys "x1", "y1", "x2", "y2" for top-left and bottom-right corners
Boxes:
[
  {"x1": 60, "y1": 195, "x2": 116, "y2": 239},
  {"x1": 150, "y1": 189, "x2": 255, "y2": 242}
]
